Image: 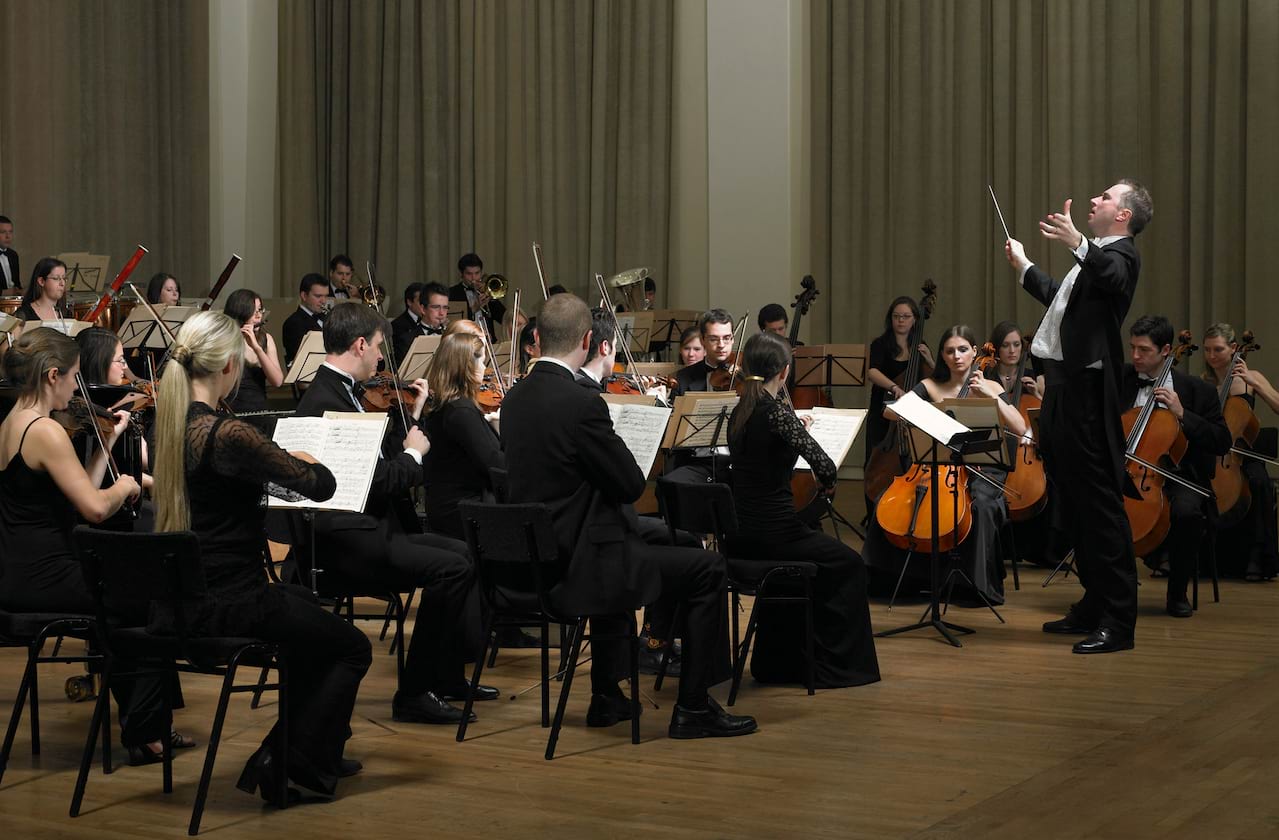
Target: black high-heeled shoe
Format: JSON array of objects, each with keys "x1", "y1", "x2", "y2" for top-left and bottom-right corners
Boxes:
[
  {"x1": 127, "y1": 743, "x2": 166, "y2": 767},
  {"x1": 235, "y1": 749, "x2": 300, "y2": 806}
]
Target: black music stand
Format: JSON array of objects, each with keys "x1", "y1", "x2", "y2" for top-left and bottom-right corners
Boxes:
[
  {"x1": 664, "y1": 394, "x2": 737, "y2": 483},
  {"x1": 792, "y1": 344, "x2": 868, "y2": 392},
  {"x1": 648, "y1": 310, "x2": 701, "y2": 362},
  {"x1": 875, "y1": 413, "x2": 1007, "y2": 647}
]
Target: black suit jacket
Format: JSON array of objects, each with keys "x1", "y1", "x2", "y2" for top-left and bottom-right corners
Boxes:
[
  {"x1": 390, "y1": 310, "x2": 421, "y2": 366},
  {"x1": 448, "y1": 281, "x2": 505, "y2": 339},
  {"x1": 0, "y1": 248, "x2": 19, "y2": 292},
  {"x1": 1120, "y1": 365, "x2": 1230, "y2": 486},
  {"x1": 282, "y1": 306, "x2": 323, "y2": 368},
  {"x1": 503, "y1": 362, "x2": 659, "y2": 615},
  {"x1": 671, "y1": 360, "x2": 723, "y2": 398},
  {"x1": 575, "y1": 371, "x2": 604, "y2": 392}
]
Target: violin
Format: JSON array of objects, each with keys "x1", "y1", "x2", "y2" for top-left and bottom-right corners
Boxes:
[
  {"x1": 1122, "y1": 331, "x2": 1198, "y2": 556},
  {"x1": 874, "y1": 341, "x2": 994, "y2": 552},
  {"x1": 1000, "y1": 332, "x2": 1048, "y2": 521},
  {"x1": 1210, "y1": 330, "x2": 1261, "y2": 527},
  {"x1": 54, "y1": 374, "x2": 139, "y2": 519},
  {"x1": 865, "y1": 279, "x2": 938, "y2": 502},
  {"x1": 360, "y1": 375, "x2": 418, "y2": 413}
]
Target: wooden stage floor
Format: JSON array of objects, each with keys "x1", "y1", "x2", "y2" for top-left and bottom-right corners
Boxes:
[{"x1": 4, "y1": 515, "x2": 1279, "y2": 837}]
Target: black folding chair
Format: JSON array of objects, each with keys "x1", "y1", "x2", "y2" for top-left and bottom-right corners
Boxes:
[
  {"x1": 70, "y1": 527, "x2": 289, "y2": 836},
  {"x1": 655, "y1": 477, "x2": 817, "y2": 705},
  {"x1": 456, "y1": 501, "x2": 642, "y2": 760}
]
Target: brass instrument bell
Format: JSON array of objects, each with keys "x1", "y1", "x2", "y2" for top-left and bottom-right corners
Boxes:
[{"x1": 484, "y1": 273, "x2": 509, "y2": 300}]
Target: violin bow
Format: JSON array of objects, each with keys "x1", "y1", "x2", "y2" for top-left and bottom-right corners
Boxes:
[
  {"x1": 74, "y1": 371, "x2": 138, "y2": 519},
  {"x1": 726, "y1": 311, "x2": 751, "y2": 391},
  {"x1": 507, "y1": 288, "x2": 521, "y2": 387},
  {"x1": 366, "y1": 261, "x2": 412, "y2": 432},
  {"x1": 476, "y1": 321, "x2": 507, "y2": 399},
  {"x1": 594, "y1": 273, "x2": 645, "y2": 392},
  {"x1": 532, "y1": 242, "x2": 551, "y2": 300}
]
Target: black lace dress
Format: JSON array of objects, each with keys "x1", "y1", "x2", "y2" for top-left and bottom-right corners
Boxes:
[
  {"x1": 727, "y1": 394, "x2": 880, "y2": 688},
  {"x1": 170, "y1": 402, "x2": 372, "y2": 795}
]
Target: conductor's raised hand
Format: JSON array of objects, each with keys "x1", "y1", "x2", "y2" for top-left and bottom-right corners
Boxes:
[
  {"x1": 1039, "y1": 198, "x2": 1084, "y2": 250},
  {"x1": 1005, "y1": 238, "x2": 1030, "y2": 273}
]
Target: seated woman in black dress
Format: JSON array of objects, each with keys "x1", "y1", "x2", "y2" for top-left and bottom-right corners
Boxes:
[
  {"x1": 725, "y1": 332, "x2": 881, "y2": 689},
  {"x1": 223, "y1": 289, "x2": 284, "y2": 430},
  {"x1": 13, "y1": 257, "x2": 69, "y2": 323},
  {"x1": 152, "y1": 310, "x2": 371, "y2": 802},
  {"x1": 0, "y1": 327, "x2": 179, "y2": 762},
  {"x1": 145, "y1": 272, "x2": 181, "y2": 306},
  {"x1": 423, "y1": 333, "x2": 504, "y2": 539}
]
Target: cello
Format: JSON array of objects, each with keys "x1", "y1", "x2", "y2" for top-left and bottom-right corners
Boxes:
[
  {"x1": 874, "y1": 342, "x2": 995, "y2": 552},
  {"x1": 1209, "y1": 330, "x2": 1261, "y2": 527},
  {"x1": 999, "y1": 332, "x2": 1048, "y2": 521},
  {"x1": 787, "y1": 276, "x2": 828, "y2": 410},
  {"x1": 864, "y1": 280, "x2": 938, "y2": 502}
]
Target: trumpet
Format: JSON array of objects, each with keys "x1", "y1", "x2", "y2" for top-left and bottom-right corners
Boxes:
[{"x1": 484, "y1": 273, "x2": 509, "y2": 300}]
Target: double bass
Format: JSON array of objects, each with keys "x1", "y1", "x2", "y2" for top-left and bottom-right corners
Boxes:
[
  {"x1": 999, "y1": 333, "x2": 1048, "y2": 521},
  {"x1": 864, "y1": 280, "x2": 937, "y2": 502},
  {"x1": 787, "y1": 276, "x2": 827, "y2": 410},
  {"x1": 1209, "y1": 330, "x2": 1261, "y2": 527}
]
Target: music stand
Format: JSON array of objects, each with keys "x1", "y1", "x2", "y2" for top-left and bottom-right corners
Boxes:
[
  {"x1": 648, "y1": 309, "x2": 701, "y2": 361},
  {"x1": 874, "y1": 394, "x2": 1010, "y2": 647},
  {"x1": 399, "y1": 335, "x2": 443, "y2": 381},
  {"x1": 661, "y1": 393, "x2": 739, "y2": 482},
  {"x1": 792, "y1": 344, "x2": 868, "y2": 391},
  {"x1": 38, "y1": 319, "x2": 92, "y2": 337},
  {"x1": 283, "y1": 330, "x2": 327, "y2": 388},
  {"x1": 447, "y1": 301, "x2": 468, "y2": 323},
  {"x1": 59, "y1": 253, "x2": 110, "y2": 294},
  {"x1": 615, "y1": 311, "x2": 655, "y2": 357},
  {"x1": 0, "y1": 312, "x2": 19, "y2": 350}
]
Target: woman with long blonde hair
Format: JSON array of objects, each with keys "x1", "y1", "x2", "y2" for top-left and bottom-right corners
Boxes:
[{"x1": 151, "y1": 310, "x2": 371, "y2": 803}]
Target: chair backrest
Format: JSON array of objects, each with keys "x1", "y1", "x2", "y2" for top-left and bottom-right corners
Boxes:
[
  {"x1": 71, "y1": 526, "x2": 206, "y2": 637},
  {"x1": 655, "y1": 477, "x2": 737, "y2": 544},
  {"x1": 458, "y1": 501, "x2": 562, "y2": 615},
  {"x1": 488, "y1": 467, "x2": 510, "y2": 503}
]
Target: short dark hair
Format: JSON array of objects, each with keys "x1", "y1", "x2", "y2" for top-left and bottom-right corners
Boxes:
[
  {"x1": 299, "y1": 272, "x2": 328, "y2": 295},
  {"x1": 323, "y1": 301, "x2": 390, "y2": 354},
  {"x1": 458, "y1": 253, "x2": 483, "y2": 273},
  {"x1": 758, "y1": 304, "x2": 787, "y2": 330},
  {"x1": 223, "y1": 288, "x2": 260, "y2": 326},
  {"x1": 422, "y1": 282, "x2": 449, "y2": 301},
  {"x1": 1130, "y1": 314, "x2": 1173, "y2": 349},
  {"x1": 0, "y1": 215, "x2": 12, "y2": 226},
  {"x1": 145, "y1": 272, "x2": 179, "y2": 304},
  {"x1": 547, "y1": 284, "x2": 568, "y2": 296},
  {"x1": 588, "y1": 308, "x2": 616, "y2": 361},
  {"x1": 644, "y1": 278, "x2": 656, "y2": 293},
  {"x1": 1117, "y1": 179, "x2": 1153, "y2": 236},
  {"x1": 403, "y1": 282, "x2": 425, "y2": 307},
  {"x1": 699, "y1": 308, "x2": 733, "y2": 335},
  {"x1": 329, "y1": 254, "x2": 354, "y2": 272},
  {"x1": 537, "y1": 294, "x2": 592, "y2": 357}
]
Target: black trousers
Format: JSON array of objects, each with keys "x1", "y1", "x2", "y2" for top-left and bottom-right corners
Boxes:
[
  {"x1": 590, "y1": 540, "x2": 728, "y2": 709},
  {"x1": 1039, "y1": 367, "x2": 1138, "y2": 635},
  {"x1": 246, "y1": 585, "x2": 372, "y2": 795},
  {"x1": 1150, "y1": 483, "x2": 1210, "y2": 602},
  {"x1": 633, "y1": 514, "x2": 701, "y2": 641}
]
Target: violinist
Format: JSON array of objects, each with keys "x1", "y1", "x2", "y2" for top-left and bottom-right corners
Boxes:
[
  {"x1": 1202, "y1": 323, "x2": 1279, "y2": 581},
  {"x1": 145, "y1": 272, "x2": 181, "y2": 306},
  {"x1": 422, "y1": 333, "x2": 503, "y2": 540},
  {"x1": 517, "y1": 317, "x2": 540, "y2": 374},
  {"x1": 758, "y1": 304, "x2": 789, "y2": 338},
  {"x1": 865, "y1": 297, "x2": 934, "y2": 467},
  {"x1": 282, "y1": 273, "x2": 329, "y2": 368},
  {"x1": 224, "y1": 289, "x2": 284, "y2": 430},
  {"x1": 14, "y1": 257, "x2": 68, "y2": 322},
  {"x1": 295, "y1": 302, "x2": 493, "y2": 726},
  {"x1": 151, "y1": 310, "x2": 369, "y2": 801},
  {"x1": 872, "y1": 326, "x2": 1024, "y2": 606},
  {"x1": 390, "y1": 282, "x2": 426, "y2": 366},
  {"x1": 1006, "y1": 179, "x2": 1150, "y2": 654},
  {"x1": 75, "y1": 328, "x2": 152, "y2": 516},
  {"x1": 727, "y1": 332, "x2": 880, "y2": 689},
  {"x1": 0, "y1": 327, "x2": 181, "y2": 766},
  {"x1": 678, "y1": 326, "x2": 705, "y2": 367},
  {"x1": 1122, "y1": 316, "x2": 1229, "y2": 616},
  {"x1": 670, "y1": 308, "x2": 734, "y2": 397}
]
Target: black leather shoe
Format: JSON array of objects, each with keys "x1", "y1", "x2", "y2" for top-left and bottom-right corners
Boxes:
[
  {"x1": 586, "y1": 692, "x2": 636, "y2": 728},
  {"x1": 668, "y1": 697, "x2": 758, "y2": 739},
  {"x1": 392, "y1": 690, "x2": 476, "y2": 724},
  {"x1": 236, "y1": 749, "x2": 303, "y2": 805},
  {"x1": 1166, "y1": 599, "x2": 1193, "y2": 618},
  {"x1": 1072, "y1": 627, "x2": 1134, "y2": 655},
  {"x1": 638, "y1": 645, "x2": 681, "y2": 677},
  {"x1": 1042, "y1": 612, "x2": 1095, "y2": 634},
  {"x1": 440, "y1": 682, "x2": 500, "y2": 702},
  {"x1": 495, "y1": 627, "x2": 542, "y2": 648},
  {"x1": 337, "y1": 758, "x2": 362, "y2": 777}
]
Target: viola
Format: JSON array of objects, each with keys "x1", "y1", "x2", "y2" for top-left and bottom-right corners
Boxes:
[
  {"x1": 1000, "y1": 332, "x2": 1048, "y2": 521},
  {"x1": 1122, "y1": 331, "x2": 1197, "y2": 556},
  {"x1": 865, "y1": 279, "x2": 937, "y2": 502},
  {"x1": 1210, "y1": 330, "x2": 1260, "y2": 527}
]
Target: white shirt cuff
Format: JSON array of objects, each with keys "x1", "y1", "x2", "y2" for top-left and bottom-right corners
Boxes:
[
  {"x1": 1074, "y1": 237, "x2": 1089, "y2": 260},
  {"x1": 401, "y1": 448, "x2": 423, "y2": 465},
  {"x1": 1019, "y1": 263, "x2": 1034, "y2": 285}
]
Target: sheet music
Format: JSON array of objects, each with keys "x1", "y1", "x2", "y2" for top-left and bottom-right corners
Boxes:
[
  {"x1": 268, "y1": 413, "x2": 387, "y2": 512},
  {"x1": 889, "y1": 390, "x2": 970, "y2": 444},
  {"x1": 605, "y1": 401, "x2": 672, "y2": 477},
  {"x1": 671, "y1": 395, "x2": 739, "y2": 448},
  {"x1": 794, "y1": 407, "x2": 868, "y2": 471}
]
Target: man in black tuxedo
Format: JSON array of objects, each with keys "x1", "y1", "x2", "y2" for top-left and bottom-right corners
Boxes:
[
  {"x1": 504, "y1": 293, "x2": 756, "y2": 738},
  {"x1": 1006, "y1": 179, "x2": 1153, "y2": 653},
  {"x1": 1121, "y1": 315, "x2": 1230, "y2": 617},
  {"x1": 390, "y1": 282, "x2": 426, "y2": 366},
  {"x1": 0, "y1": 215, "x2": 19, "y2": 294},
  {"x1": 448, "y1": 252, "x2": 505, "y2": 340},
  {"x1": 282, "y1": 273, "x2": 330, "y2": 368},
  {"x1": 295, "y1": 302, "x2": 493, "y2": 724},
  {"x1": 668, "y1": 309, "x2": 737, "y2": 485}
]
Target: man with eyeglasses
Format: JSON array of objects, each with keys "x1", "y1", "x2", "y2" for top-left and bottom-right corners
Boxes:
[{"x1": 671, "y1": 309, "x2": 736, "y2": 397}]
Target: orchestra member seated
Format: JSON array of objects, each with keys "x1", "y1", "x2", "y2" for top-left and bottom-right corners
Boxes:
[
  {"x1": 328, "y1": 254, "x2": 358, "y2": 300},
  {"x1": 146, "y1": 273, "x2": 181, "y2": 306},
  {"x1": 518, "y1": 317, "x2": 540, "y2": 374},
  {"x1": 865, "y1": 296, "x2": 933, "y2": 473},
  {"x1": 503, "y1": 293, "x2": 756, "y2": 739},
  {"x1": 0, "y1": 327, "x2": 181, "y2": 766},
  {"x1": 449, "y1": 253, "x2": 505, "y2": 339},
  {"x1": 667, "y1": 309, "x2": 737, "y2": 485},
  {"x1": 727, "y1": 332, "x2": 881, "y2": 688},
  {"x1": 0, "y1": 215, "x2": 19, "y2": 295},
  {"x1": 295, "y1": 302, "x2": 493, "y2": 725},
  {"x1": 422, "y1": 332, "x2": 503, "y2": 540},
  {"x1": 1203, "y1": 323, "x2": 1279, "y2": 580},
  {"x1": 758, "y1": 304, "x2": 788, "y2": 338},
  {"x1": 1123, "y1": 316, "x2": 1230, "y2": 616},
  {"x1": 678, "y1": 326, "x2": 705, "y2": 367},
  {"x1": 281, "y1": 273, "x2": 330, "y2": 368},
  {"x1": 14, "y1": 257, "x2": 68, "y2": 322},
  {"x1": 224, "y1": 289, "x2": 284, "y2": 430},
  {"x1": 390, "y1": 282, "x2": 426, "y2": 366},
  {"x1": 76, "y1": 328, "x2": 153, "y2": 515}
]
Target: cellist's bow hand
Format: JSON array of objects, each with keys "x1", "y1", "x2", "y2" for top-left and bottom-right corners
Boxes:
[{"x1": 1021, "y1": 375, "x2": 1039, "y2": 397}]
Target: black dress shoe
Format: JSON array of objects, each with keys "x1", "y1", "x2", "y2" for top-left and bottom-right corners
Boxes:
[
  {"x1": 495, "y1": 627, "x2": 542, "y2": 648},
  {"x1": 337, "y1": 758, "x2": 362, "y2": 777},
  {"x1": 1072, "y1": 627, "x2": 1134, "y2": 655},
  {"x1": 585, "y1": 692, "x2": 636, "y2": 728},
  {"x1": 638, "y1": 645, "x2": 681, "y2": 677},
  {"x1": 1166, "y1": 599, "x2": 1193, "y2": 618},
  {"x1": 236, "y1": 749, "x2": 303, "y2": 805},
  {"x1": 1042, "y1": 613, "x2": 1096, "y2": 634},
  {"x1": 668, "y1": 697, "x2": 758, "y2": 739},
  {"x1": 392, "y1": 690, "x2": 476, "y2": 724},
  {"x1": 440, "y1": 682, "x2": 500, "y2": 702}
]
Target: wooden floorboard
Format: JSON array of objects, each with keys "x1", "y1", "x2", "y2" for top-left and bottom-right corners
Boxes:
[{"x1": 4, "y1": 504, "x2": 1279, "y2": 837}]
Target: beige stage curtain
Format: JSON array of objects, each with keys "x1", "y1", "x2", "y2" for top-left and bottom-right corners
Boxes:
[
  {"x1": 811, "y1": 0, "x2": 1279, "y2": 378},
  {"x1": 0, "y1": 0, "x2": 210, "y2": 294},
  {"x1": 276, "y1": 0, "x2": 673, "y2": 309}
]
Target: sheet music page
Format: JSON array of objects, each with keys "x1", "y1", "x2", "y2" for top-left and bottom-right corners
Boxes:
[
  {"x1": 889, "y1": 390, "x2": 970, "y2": 444},
  {"x1": 269, "y1": 413, "x2": 387, "y2": 512},
  {"x1": 794, "y1": 407, "x2": 868, "y2": 471},
  {"x1": 605, "y1": 402, "x2": 672, "y2": 477},
  {"x1": 670, "y1": 395, "x2": 739, "y2": 448}
]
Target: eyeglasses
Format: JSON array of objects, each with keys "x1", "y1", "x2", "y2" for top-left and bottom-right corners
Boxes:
[
  {"x1": 112, "y1": 357, "x2": 127, "y2": 366},
  {"x1": 704, "y1": 335, "x2": 734, "y2": 345},
  {"x1": 892, "y1": 313, "x2": 914, "y2": 321}
]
